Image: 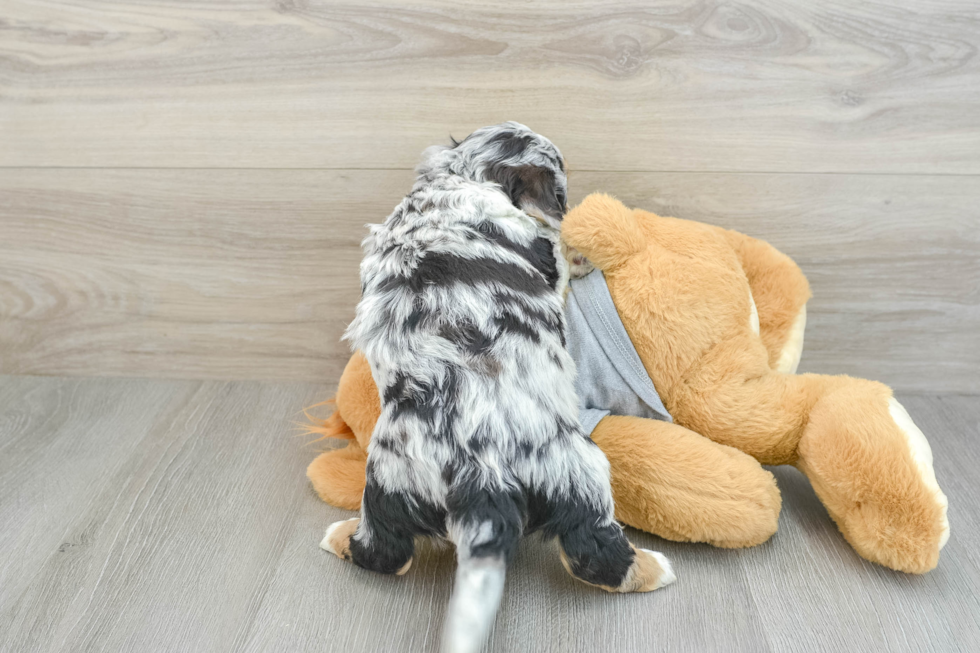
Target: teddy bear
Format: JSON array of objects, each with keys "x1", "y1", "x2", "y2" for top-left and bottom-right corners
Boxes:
[{"x1": 307, "y1": 193, "x2": 949, "y2": 574}]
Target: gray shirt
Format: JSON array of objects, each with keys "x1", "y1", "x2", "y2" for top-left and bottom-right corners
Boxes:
[{"x1": 565, "y1": 269, "x2": 673, "y2": 434}]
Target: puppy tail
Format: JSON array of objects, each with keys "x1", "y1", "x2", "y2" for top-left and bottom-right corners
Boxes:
[
  {"x1": 441, "y1": 554, "x2": 507, "y2": 653},
  {"x1": 441, "y1": 518, "x2": 518, "y2": 653}
]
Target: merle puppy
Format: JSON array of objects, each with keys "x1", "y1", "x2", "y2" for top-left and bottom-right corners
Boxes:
[{"x1": 322, "y1": 122, "x2": 675, "y2": 653}]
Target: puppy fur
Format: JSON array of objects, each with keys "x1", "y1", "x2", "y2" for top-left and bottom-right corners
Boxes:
[{"x1": 324, "y1": 122, "x2": 673, "y2": 652}]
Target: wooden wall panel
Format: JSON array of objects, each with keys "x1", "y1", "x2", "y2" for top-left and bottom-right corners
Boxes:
[
  {"x1": 1, "y1": 0, "x2": 979, "y2": 172},
  {"x1": 1, "y1": 0, "x2": 976, "y2": 390},
  {"x1": 1, "y1": 169, "x2": 976, "y2": 391}
]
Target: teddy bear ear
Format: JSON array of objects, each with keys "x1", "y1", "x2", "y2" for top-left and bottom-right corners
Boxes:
[{"x1": 561, "y1": 193, "x2": 646, "y2": 271}]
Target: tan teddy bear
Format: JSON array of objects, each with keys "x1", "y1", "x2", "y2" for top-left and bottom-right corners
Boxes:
[{"x1": 307, "y1": 193, "x2": 949, "y2": 574}]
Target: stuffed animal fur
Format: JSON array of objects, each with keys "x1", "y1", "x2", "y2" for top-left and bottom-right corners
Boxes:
[{"x1": 308, "y1": 193, "x2": 949, "y2": 574}]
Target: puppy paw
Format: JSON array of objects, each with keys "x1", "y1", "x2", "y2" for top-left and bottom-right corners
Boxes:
[
  {"x1": 395, "y1": 558, "x2": 413, "y2": 575},
  {"x1": 320, "y1": 518, "x2": 359, "y2": 560},
  {"x1": 639, "y1": 549, "x2": 676, "y2": 589},
  {"x1": 620, "y1": 547, "x2": 675, "y2": 592}
]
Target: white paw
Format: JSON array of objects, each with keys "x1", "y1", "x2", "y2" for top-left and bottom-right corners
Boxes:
[
  {"x1": 642, "y1": 549, "x2": 676, "y2": 588},
  {"x1": 320, "y1": 518, "x2": 358, "y2": 555}
]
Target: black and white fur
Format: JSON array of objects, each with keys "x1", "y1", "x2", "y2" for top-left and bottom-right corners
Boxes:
[{"x1": 322, "y1": 122, "x2": 674, "y2": 653}]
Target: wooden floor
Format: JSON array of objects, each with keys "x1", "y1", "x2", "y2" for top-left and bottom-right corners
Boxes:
[{"x1": 1, "y1": 374, "x2": 978, "y2": 653}]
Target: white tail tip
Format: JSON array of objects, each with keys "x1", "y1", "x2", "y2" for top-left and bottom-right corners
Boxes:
[{"x1": 441, "y1": 557, "x2": 506, "y2": 653}]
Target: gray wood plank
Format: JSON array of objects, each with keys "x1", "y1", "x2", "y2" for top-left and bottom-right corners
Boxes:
[
  {"x1": 0, "y1": 376, "x2": 198, "y2": 619},
  {"x1": 2, "y1": 169, "x2": 976, "y2": 392},
  {"x1": 1, "y1": 0, "x2": 979, "y2": 172},
  {"x1": 0, "y1": 377, "x2": 327, "y2": 653}
]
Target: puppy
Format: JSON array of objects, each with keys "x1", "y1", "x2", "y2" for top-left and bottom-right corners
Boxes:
[{"x1": 322, "y1": 122, "x2": 674, "y2": 653}]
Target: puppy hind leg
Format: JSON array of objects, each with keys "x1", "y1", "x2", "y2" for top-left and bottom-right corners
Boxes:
[
  {"x1": 322, "y1": 470, "x2": 444, "y2": 575},
  {"x1": 543, "y1": 442, "x2": 675, "y2": 592},
  {"x1": 556, "y1": 512, "x2": 675, "y2": 592},
  {"x1": 322, "y1": 516, "x2": 416, "y2": 578}
]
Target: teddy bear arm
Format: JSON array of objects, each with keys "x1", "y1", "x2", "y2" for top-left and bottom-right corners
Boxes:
[
  {"x1": 718, "y1": 227, "x2": 811, "y2": 373},
  {"x1": 590, "y1": 415, "x2": 780, "y2": 549},
  {"x1": 561, "y1": 193, "x2": 646, "y2": 271}
]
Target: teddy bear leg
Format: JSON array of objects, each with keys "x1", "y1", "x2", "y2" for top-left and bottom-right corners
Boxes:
[
  {"x1": 335, "y1": 350, "x2": 382, "y2": 452},
  {"x1": 796, "y1": 378, "x2": 949, "y2": 574},
  {"x1": 667, "y1": 338, "x2": 822, "y2": 466},
  {"x1": 305, "y1": 350, "x2": 382, "y2": 510},
  {"x1": 307, "y1": 443, "x2": 368, "y2": 511},
  {"x1": 592, "y1": 416, "x2": 781, "y2": 549},
  {"x1": 671, "y1": 349, "x2": 949, "y2": 572}
]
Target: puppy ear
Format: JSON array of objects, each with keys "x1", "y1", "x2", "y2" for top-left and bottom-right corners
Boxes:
[
  {"x1": 491, "y1": 164, "x2": 566, "y2": 223},
  {"x1": 562, "y1": 193, "x2": 646, "y2": 271}
]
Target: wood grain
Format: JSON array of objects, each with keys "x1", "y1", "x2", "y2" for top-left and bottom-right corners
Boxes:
[
  {"x1": 0, "y1": 375, "x2": 198, "y2": 620},
  {"x1": 1, "y1": 169, "x2": 976, "y2": 391},
  {"x1": 1, "y1": 376, "x2": 977, "y2": 652},
  {"x1": 1, "y1": 0, "x2": 979, "y2": 172},
  {"x1": 0, "y1": 376, "x2": 327, "y2": 652}
]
